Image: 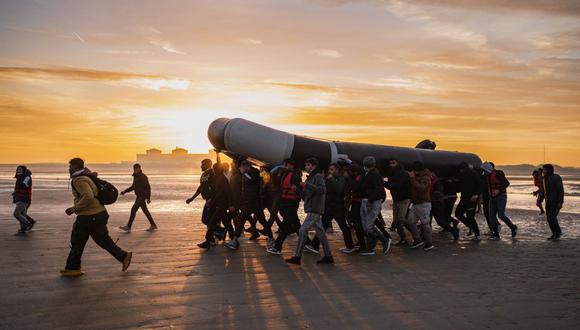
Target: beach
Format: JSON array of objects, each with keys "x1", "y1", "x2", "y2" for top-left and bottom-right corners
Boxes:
[{"x1": 1, "y1": 167, "x2": 579, "y2": 329}]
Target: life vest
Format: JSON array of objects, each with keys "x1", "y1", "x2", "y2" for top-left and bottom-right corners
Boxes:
[
  {"x1": 489, "y1": 170, "x2": 503, "y2": 195},
  {"x1": 14, "y1": 175, "x2": 32, "y2": 199},
  {"x1": 351, "y1": 175, "x2": 362, "y2": 203},
  {"x1": 281, "y1": 172, "x2": 299, "y2": 200}
]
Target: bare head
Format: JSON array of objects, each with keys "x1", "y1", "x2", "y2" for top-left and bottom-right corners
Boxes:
[{"x1": 304, "y1": 157, "x2": 319, "y2": 174}]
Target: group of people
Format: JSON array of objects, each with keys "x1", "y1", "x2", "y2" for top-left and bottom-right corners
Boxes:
[{"x1": 9, "y1": 155, "x2": 566, "y2": 274}]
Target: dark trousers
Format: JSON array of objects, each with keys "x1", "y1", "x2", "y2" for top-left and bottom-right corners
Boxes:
[
  {"x1": 205, "y1": 205, "x2": 230, "y2": 241},
  {"x1": 455, "y1": 198, "x2": 479, "y2": 235},
  {"x1": 235, "y1": 202, "x2": 272, "y2": 238},
  {"x1": 546, "y1": 203, "x2": 562, "y2": 236},
  {"x1": 312, "y1": 205, "x2": 354, "y2": 250},
  {"x1": 482, "y1": 195, "x2": 492, "y2": 231},
  {"x1": 432, "y1": 200, "x2": 452, "y2": 230},
  {"x1": 350, "y1": 202, "x2": 367, "y2": 250},
  {"x1": 127, "y1": 196, "x2": 156, "y2": 227},
  {"x1": 490, "y1": 194, "x2": 515, "y2": 234},
  {"x1": 65, "y1": 211, "x2": 127, "y2": 270},
  {"x1": 274, "y1": 202, "x2": 300, "y2": 250},
  {"x1": 201, "y1": 200, "x2": 212, "y2": 226}
]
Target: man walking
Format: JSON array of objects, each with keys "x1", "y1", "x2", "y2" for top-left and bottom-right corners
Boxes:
[
  {"x1": 12, "y1": 165, "x2": 36, "y2": 234},
  {"x1": 542, "y1": 164, "x2": 564, "y2": 240},
  {"x1": 481, "y1": 162, "x2": 517, "y2": 240},
  {"x1": 119, "y1": 163, "x2": 157, "y2": 232}
]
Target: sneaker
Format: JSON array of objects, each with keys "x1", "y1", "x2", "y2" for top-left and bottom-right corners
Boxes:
[
  {"x1": 122, "y1": 252, "x2": 132, "y2": 272},
  {"x1": 285, "y1": 256, "x2": 301, "y2": 265},
  {"x1": 359, "y1": 250, "x2": 375, "y2": 256},
  {"x1": 317, "y1": 256, "x2": 334, "y2": 264},
  {"x1": 197, "y1": 241, "x2": 211, "y2": 250},
  {"x1": 266, "y1": 246, "x2": 282, "y2": 255},
  {"x1": 27, "y1": 219, "x2": 36, "y2": 230},
  {"x1": 17, "y1": 228, "x2": 27, "y2": 234},
  {"x1": 466, "y1": 230, "x2": 473, "y2": 237},
  {"x1": 340, "y1": 247, "x2": 358, "y2": 254},
  {"x1": 60, "y1": 269, "x2": 84, "y2": 277},
  {"x1": 225, "y1": 240, "x2": 239, "y2": 250},
  {"x1": 553, "y1": 234, "x2": 561, "y2": 240},
  {"x1": 547, "y1": 235, "x2": 555, "y2": 240},
  {"x1": 146, "y1": 225, "x2": 158, "y2": 232},
  {"x1": 473, "y1": 234, "x2": 481, "y2": 241},
  {"x1": 511, "y1": 225, "x2": 518, "y2": 238},
  {"x1": 423, "y1": 244, "x2": 434, "y2": 251},
  {"x1": 249, "y1": 232, "x2": 260, "y2": 241},
  {"x1": 383, "y1": 238, "x2": 392, "y2": 255},
  {"x1": 395, "y1": 239, "x2": 408, "y2": 246},
  {"x1": 326, "y1": 227, "x2": 334, "y2": 234},
  {"x1": 305, "y1": 244, "x2": 319, "y2": 254},
  {"x1": 119, "y1": 225, "x2": 131, "y2": 232},
  {"x1": 266, "y1": 238, "x2": 275, "y2": 249},
  {"x1": 489, "y1": 234, "x2": 500, "y2": 241},
  {"x1": 410, "y1": 241, "x2": 425, "y2": 249}
]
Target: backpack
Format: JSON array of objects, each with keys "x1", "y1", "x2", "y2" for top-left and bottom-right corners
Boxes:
[{"x1": 72, "y1": 175, "x2": 119, "y2": 205}]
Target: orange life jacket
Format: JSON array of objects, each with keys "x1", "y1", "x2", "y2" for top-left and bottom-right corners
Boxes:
[{"x1": 281, "y1": 172, "x2": 298, "y2": 200}]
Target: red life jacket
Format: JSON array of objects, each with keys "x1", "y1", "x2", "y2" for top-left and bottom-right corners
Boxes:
[
  {"x1": 351, "y1": 175, "x2": 362, "y2": 203},
  {"x1": 281, "y1": 172, "x2": 298, "y2": 200},
  {"x1": 489, "y1": 170, "x2": 503, "y2": 195}
]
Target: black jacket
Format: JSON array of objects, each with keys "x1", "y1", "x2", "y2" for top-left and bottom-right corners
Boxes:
[
  {"x1": 488, "y1": 170, "x2": 510, "y2": 197},
  {"x1": 241, "y1": 167, "x2": 262, "y2": 205},
  {"x1": 213, "y1": 172, "x2": 233, "y2": 208},
  {"x1": 458, "y1": 169, "x2": 481, "y2": 200},
  {"x1": 361, "y1": 168, "x2": 384, "y2": 203},
  {"x1": 544, "y1": 173, "x2": 564, "y2": 205},
  {"x1": 197, "y1": 169, "x2": 215, "y2": 201},
  {"x1": 13, "y1": 169, "x2": 33, "y2": 203},
  {"x1": 384, "y1": 167, "x2": 411, "y2": 202},
  {"x1": 124, "y1": 172, "x2": 151, "y2": 199},
  {"x1": 229, "y1": 170, "x2": 242, "y2": 209},
  {"x1": 325, "y1": 175, "x2": 346, "y2": 206}
]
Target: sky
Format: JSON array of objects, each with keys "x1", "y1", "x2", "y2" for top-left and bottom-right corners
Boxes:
[{"x1": 1, "y1": 0, "x2": 579, "y2": 165}]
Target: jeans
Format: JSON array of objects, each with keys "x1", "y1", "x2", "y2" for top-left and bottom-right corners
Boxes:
[
  {"x1": 350, "y1": 202, "x2": 366, "y2": 250},
  {"x1": 295, "y1": 213, "x2": 331, "y2": 258},
  {"x1": 360, "y1": 199, "x2": 389, "y2": 250},
  {"x1": 407, "y1": 202, "x2": 433, "y2": 245},
  {"x1": 65, "y1": 211, "x2": 127, "y2": 270},
  {"x1": 127, "y1": 196, "x2": 156, "y2": 227},
  {"x1": 490, "y1": 193, "x2": 515, "y2": 235},
  {"x1": 13, "y1": 202, "x2": 31, "y2": 230},
  {"x1": 393, "y1": 199, "x2": 410, "y2": 241},
  {"x1": 312, "y1": 205, "x2": 354, "y2": 250}
]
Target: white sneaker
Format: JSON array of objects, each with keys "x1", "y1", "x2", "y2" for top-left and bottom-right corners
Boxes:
[{"x1": 266, "y1": 247, "x2": 281, "y2": 255}]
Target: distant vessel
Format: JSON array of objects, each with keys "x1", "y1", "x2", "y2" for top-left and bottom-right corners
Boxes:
[{"x1": 136, "y1": 147, "x2": 212, "y2": 167}]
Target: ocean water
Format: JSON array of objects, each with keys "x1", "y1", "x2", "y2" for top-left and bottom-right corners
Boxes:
[{"x1": 1, "y1": 165, "x2": 579, "y2": 218}]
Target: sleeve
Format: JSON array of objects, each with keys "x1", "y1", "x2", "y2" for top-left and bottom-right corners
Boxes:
[
  {"x1": 556, "y1": 176, "x2": 565, "y2": 204},
  {"x1": 144, "y1": 175, "x2": 151, "y2": 199},
  {"x1": 500, "y1": 171, "x2": 510, "y2": 189},
  {"x1": 124, "y1": 177, "x2": 135, "y2": 194},
  {"x1": 305, "y1": 175, "x2": 326, "y2": 195},
  {"x1": 70, "y1": 179, "x2": 96, "y2": 214}
]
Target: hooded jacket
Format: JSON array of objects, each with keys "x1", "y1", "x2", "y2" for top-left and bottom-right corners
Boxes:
[
  {"x1": 13, "y1": 169, "x2": 33, "y2": 203},
  {"x1": 410, "y1": 169, "x2": 432, "y2": 204},
  {"x1": 123, "y1": 172, "x2": 151, "y2": 199},
  {"x1": 361, "y1": 168, "x2": 384, "y2": 203},
  {"x1": 544, "y1": 173, "x2": 564, "y2": 205},
  {"x1": 70, "y1": 168, "x2": 106, "y2": 216},
  {"x1": 325, "y1": 174, "x2": 347, "y2": 207},
  {"x1": 302, "y1": 168, "x2": 326, "y2": 215}
]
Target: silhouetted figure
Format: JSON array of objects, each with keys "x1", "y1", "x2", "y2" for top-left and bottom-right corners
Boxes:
[
  {"x1": 12, "y1": 165, "x2": 36, "y2": 234},
  {"x1": 542, "y1": 164, "x2": 564, "y2": 240},
  {"x1": 120, "y1": 164, "x2": 157, "y2": 232},
  {"x1": 533, "y1": 168, "x2": 545, "y2": 215}
]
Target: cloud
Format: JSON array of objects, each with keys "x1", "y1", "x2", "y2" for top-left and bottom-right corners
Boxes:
[
  {"x1": 0, "y1": 66, "x2": 190, "y2": 91},
  {"x1": 149, "y1": 40, "x2": 187, "y2": 55},
  {"x1": 239, "y1": 38, "x2": 263, "y2": 45},
  {"x1": 309, "y1": 49, "x2": 342, "y2": 59}
]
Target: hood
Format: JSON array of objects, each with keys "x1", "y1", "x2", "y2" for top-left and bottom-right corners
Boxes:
[{"x1": 71, "y1": 167, "x2": 97, "y2": 179}]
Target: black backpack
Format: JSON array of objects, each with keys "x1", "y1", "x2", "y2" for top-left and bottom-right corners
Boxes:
[{"x1": 72, "y1": 175, "x2": 119, "y2": 205}]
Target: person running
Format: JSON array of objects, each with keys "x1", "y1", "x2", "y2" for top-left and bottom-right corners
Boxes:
[
  {"x1": 455, "y1": 162, "x2": 482, "y2": 240},
  {"x1": 285, "y1": 157, "x2": 334, "y2": 265},
  {"x1": 481, "y1": 162, "x2": 517, "y2": 240},
  {"x1": 198, "y1": 163, "x2": 235, "y2": 249},
  {"x1": 358, "y1": 156, "x2": 392, "y2": 256},
  {"x1": 61, "y1": 158, "x2": 132, "y2": 277},
  {"x1": 542, "y1": 164, "x2": 564, "y2": 240},
  {"x1": 225, "y1": 160, "x2": 272, "y2": 250},
  {"x1": 384, "y1": 158, "x2": 411, "y2": 245},
  {"x1": 12, "y1": 165, "x2": 36, "y2": 234},
  {"x1": 312, "y1": 163, "x2": 356, "y2": 253},
  {"x1": 533, "y1": 168, "x2": 545, "y2": 215},
  {"x1": 406, "y1": 161, "x2": 434, "y2": 250},
  {"x1": 119, "y1": 164, "x2": 157, "y2": 232},
  {"x1": 267, "y1": 159, "x2": 302, "y2": 255}
]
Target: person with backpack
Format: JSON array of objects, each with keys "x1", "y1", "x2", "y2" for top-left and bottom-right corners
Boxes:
[
  {"x1": 12, "y1": 165, "x2": 36, "y2": 234},
  {"x1": 61, "y1": 158, "x2": 132, "y2": 277},
  {"x1": 119, "y1": 163, "x2": 157, "y2": 232}
]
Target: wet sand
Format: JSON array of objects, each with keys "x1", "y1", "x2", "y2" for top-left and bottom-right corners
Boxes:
[{"x1": 1, "y1": 208, "x2": 579, "y2": 329}]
